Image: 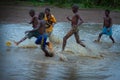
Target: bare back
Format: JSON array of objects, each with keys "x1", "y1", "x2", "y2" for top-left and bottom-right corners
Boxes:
[
  {"x1": 31, "y1": 16, "x2": 38, "y2": 28},
  {"x1": 38, "y1": 20, "x2": 46, "y2": 34}
]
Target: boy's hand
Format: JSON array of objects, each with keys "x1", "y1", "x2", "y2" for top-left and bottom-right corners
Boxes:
[
  {"x1": 29, "y1": 21, "x2": 32, "y2": 24},
  {"x1": 66, "y1": 16, "x2": 71, "y2": 21},
  {"x1": 66, "y1": 16, "x2": 69, "y2": 19}
]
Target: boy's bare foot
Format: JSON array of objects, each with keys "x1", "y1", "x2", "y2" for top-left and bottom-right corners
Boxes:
[
  {"x1": 45, "y1": 53, "x2": 50, "y2": 57},
  {"x1": 49, "y1": 52, "x2": 54, "y2": 57},
  {"x1": 45, "y1": 52, "x2": 54, "y2": 57},
  {"x1": 94, "y1": 40, "x2": 99, "y2": 43},
  {"x1": 13, "y1": 41, "x2": 19, "y2": 46},
  {"x1": 112, "y1": 41, "x2": 115, "y2": 43},
  {"x1": 80, "y1": 42, "x2": 86, "y2": 47}
]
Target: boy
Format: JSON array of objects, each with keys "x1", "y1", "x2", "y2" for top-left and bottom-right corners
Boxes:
[
  {"x1": 62, "y1": 4, "x2": 86, "y2": 51},
  {"x1": 26, "y1": 12, "x2": 53, "y2": 57},
  {"x1": 44, "y1": 8, "x2": 56, "y2": 51},
  {"x1": 44, "y1": 8, "x2": 56, "y2": 37},
  {"x1": 95, "y1": 9, "x2": 115, "y2": 43},
  {"x1": 14, "y1": 9, "x2": 39, "y2": 45}
]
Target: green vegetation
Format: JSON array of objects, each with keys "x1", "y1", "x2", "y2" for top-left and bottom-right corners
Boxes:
[
  {"x1": 46, "y1": 0, "x2": 120, "y2": 11},
  {"x1": 1, "y1": 0, "x2": 120, "y2": 11}
]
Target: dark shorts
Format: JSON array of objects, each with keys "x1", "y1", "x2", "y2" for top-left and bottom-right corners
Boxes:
[
  {"x1": 35, "y1": 33, "x2": 48, "y2": 49},
  {"x1": 25, "y1": 31, "x2": 40, "y2": 39}
]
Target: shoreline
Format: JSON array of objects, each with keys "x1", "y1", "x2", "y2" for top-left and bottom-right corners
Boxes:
[{"x1": 0, "y1": 5, "x2": 120, "y2": 24}]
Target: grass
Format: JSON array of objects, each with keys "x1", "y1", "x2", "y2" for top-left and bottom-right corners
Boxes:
[{"x1": 0, "y1": 0, "x2": 50, "y2": 7}]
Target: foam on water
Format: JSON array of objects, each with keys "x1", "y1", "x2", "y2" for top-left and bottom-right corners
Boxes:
[
  {"x1": 0, "y1": 22, "x2": 120, "y2": 57},
  {"x1": 18, "y1": 39, "x2": 38, "y2": 48},
  {"x1": 0, "y1": 23, "x2": 39, "y2": 48},
  {"x1": 0, "y1": 22, "x2": 120, "y2": 80},
  {"x1": 51, "y1": 22, "x2": 120, "y2": 58}
]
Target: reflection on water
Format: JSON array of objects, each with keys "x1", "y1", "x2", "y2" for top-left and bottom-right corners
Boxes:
[{"x1": 0, "y1": 22, "x2": 120, "y2": 80}]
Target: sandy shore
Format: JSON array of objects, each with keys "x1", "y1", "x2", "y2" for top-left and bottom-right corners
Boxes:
[{"x1": 0, "y1": 5, "x2": 120, "y2": 24}]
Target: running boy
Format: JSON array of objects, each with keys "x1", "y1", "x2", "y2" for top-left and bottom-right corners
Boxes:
[
  {"x1": 26, "y1": 12, "x2": 53, "y2": 57},
  {"x1": 44, "y1": 8, "x2": 56, "y2": 37},
  {"x1": 14, "y1": 9, "x2": 39, "y2": 45},
  {"x1": 95, "y1": 9, "x2": 115, "y2": 43},
  {"x1": 44, "y1": 8, "x2": 56, "y2": 51},
  {"x1": 62, "y1": 4, "x2": 86, "y2": 51}
]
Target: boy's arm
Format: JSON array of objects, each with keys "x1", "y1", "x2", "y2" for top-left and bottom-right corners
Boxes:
[
  {"x1": 25, "y1": 22, "x2": 40, "y2": 33},
  {"x1": 51, "y1": 15, "x2": 56, "y2": 23},
  {"x1": 29, "y1": 20, "x2": 33, "y2": 24},
  {"x1": 33, "y1": 17, "x2": 38, "y2": 25},
  {"x1": 51, "y1": 15, "x2": 56, "y2": 27},
  {"x1": 103, "y1": 17, "x2": 105, "y2": 27},
  {"x1": 109, "y1": 18, "x2": 112, "y2": 27},
  {"x1": 107, "y1": 18, "x2": 112, "y2": 32},
  {"x1": 77, "y1": 15, "x2": 84, "y2": 26},
  {"x1": 66, "y1": 16, "x2": 72, "y2": 21},
  {"x1": 29, "y1": 16, "x2": 38, "y2": 24}
]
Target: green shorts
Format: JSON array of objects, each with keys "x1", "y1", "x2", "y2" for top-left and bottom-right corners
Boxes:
[{"x1": 25, "y1": 31, "x2": 40, "y2": 39}]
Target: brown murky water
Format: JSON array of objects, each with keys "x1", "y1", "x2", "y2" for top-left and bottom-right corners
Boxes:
[{"x1": 0, "y1": 22, "x2": 120, "y2": 80}]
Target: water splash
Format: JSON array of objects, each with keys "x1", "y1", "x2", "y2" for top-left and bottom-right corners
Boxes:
[
  {"x1": 51, "y1": 22, "x2": 120, "y2": 58},
  {"x1": 0, "y1": 23, "x2": 120, "y2": 80},
  {"x1": 0, "y1": 22, "x2": 120, "y2": 58}
]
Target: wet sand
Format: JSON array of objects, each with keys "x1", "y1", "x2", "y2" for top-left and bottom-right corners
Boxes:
[{"x1": 0, "y1": 5, "x2": 120, "y2": 24}]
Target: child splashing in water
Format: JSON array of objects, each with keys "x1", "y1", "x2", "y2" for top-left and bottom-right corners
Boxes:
[
  {"x1": 95, "y1": 9, "x2": 115, "y2": 43},
  {"x1": 44, "y1": 8, "x2": 56, "y2": 51},
  {"x1": 62, "y1": 4, "x2": 86, "y2": 51},
  {"x1": 25, "y1": 12, "x2": 53, "y2": 57},
  {"x1": 14, "y1": 9, "x2": 39, "y2": 45},
  {"x1": 44, "y1": 8, "x2": 56, "y2": 38}
]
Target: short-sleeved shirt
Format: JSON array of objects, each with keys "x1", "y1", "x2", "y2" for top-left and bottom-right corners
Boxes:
[{"x1": 44, "y1": 14, "x2": 56, "y2": 33}]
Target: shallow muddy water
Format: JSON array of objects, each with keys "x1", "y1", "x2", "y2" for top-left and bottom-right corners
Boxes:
[{"x1": 0, "y1": 22, "x2": 120, "y2": 80}]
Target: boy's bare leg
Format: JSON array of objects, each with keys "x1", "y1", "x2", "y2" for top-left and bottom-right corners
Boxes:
[
  {"x1": 109, "y1": 36, "x2": 115, "y2": 43},
  {"x1": 41, "y1": 47, "x2": 50, "y2": 57},
  {"x1": 41, "y1": 46, "x2": 53, "y2": 57},
  {"x1": 98, "y1": 33, "x2": 103, "y2": 42},
  {"x1": 74, "y1": 31, "x2": 86, "y2": 47},
  {"x1": 14, "y1": 37, "x2": 27, "y2": 45},
  {"x1": 94, "y1": 33, "x2": 103, "y2": 42},
  {"x1": 46, "y1": 42, "x2": 53, "y2": 52},
  {"x1": 62, "y1": 29, "x2": 74, "y2": 51}
]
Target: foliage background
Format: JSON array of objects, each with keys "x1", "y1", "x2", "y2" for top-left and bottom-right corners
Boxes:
[{"x1": 1, "y1": 0, "x2": 120, "y2": 11}]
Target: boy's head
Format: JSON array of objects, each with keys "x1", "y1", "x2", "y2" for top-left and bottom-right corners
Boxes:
[
  {"x1": 72, "y1": 4, "x2": 79, "y2": 13},
  {"x1": 29, "y1": 9, "x2": 35, "y2": 17},
  {"x1": 38, "y1": 12, "x2": 45, "y2": 20},
  {"x1": 45, "y1": 8, "x2": 50, "y2": 15},
  {"x1": 105, "y1": 9, "x2": 110, "y2": 16}
]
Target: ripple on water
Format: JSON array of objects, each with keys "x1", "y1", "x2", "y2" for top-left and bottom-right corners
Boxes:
[{"x1": 0, "y1": 22, "x2": 120, "y2": 80}]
